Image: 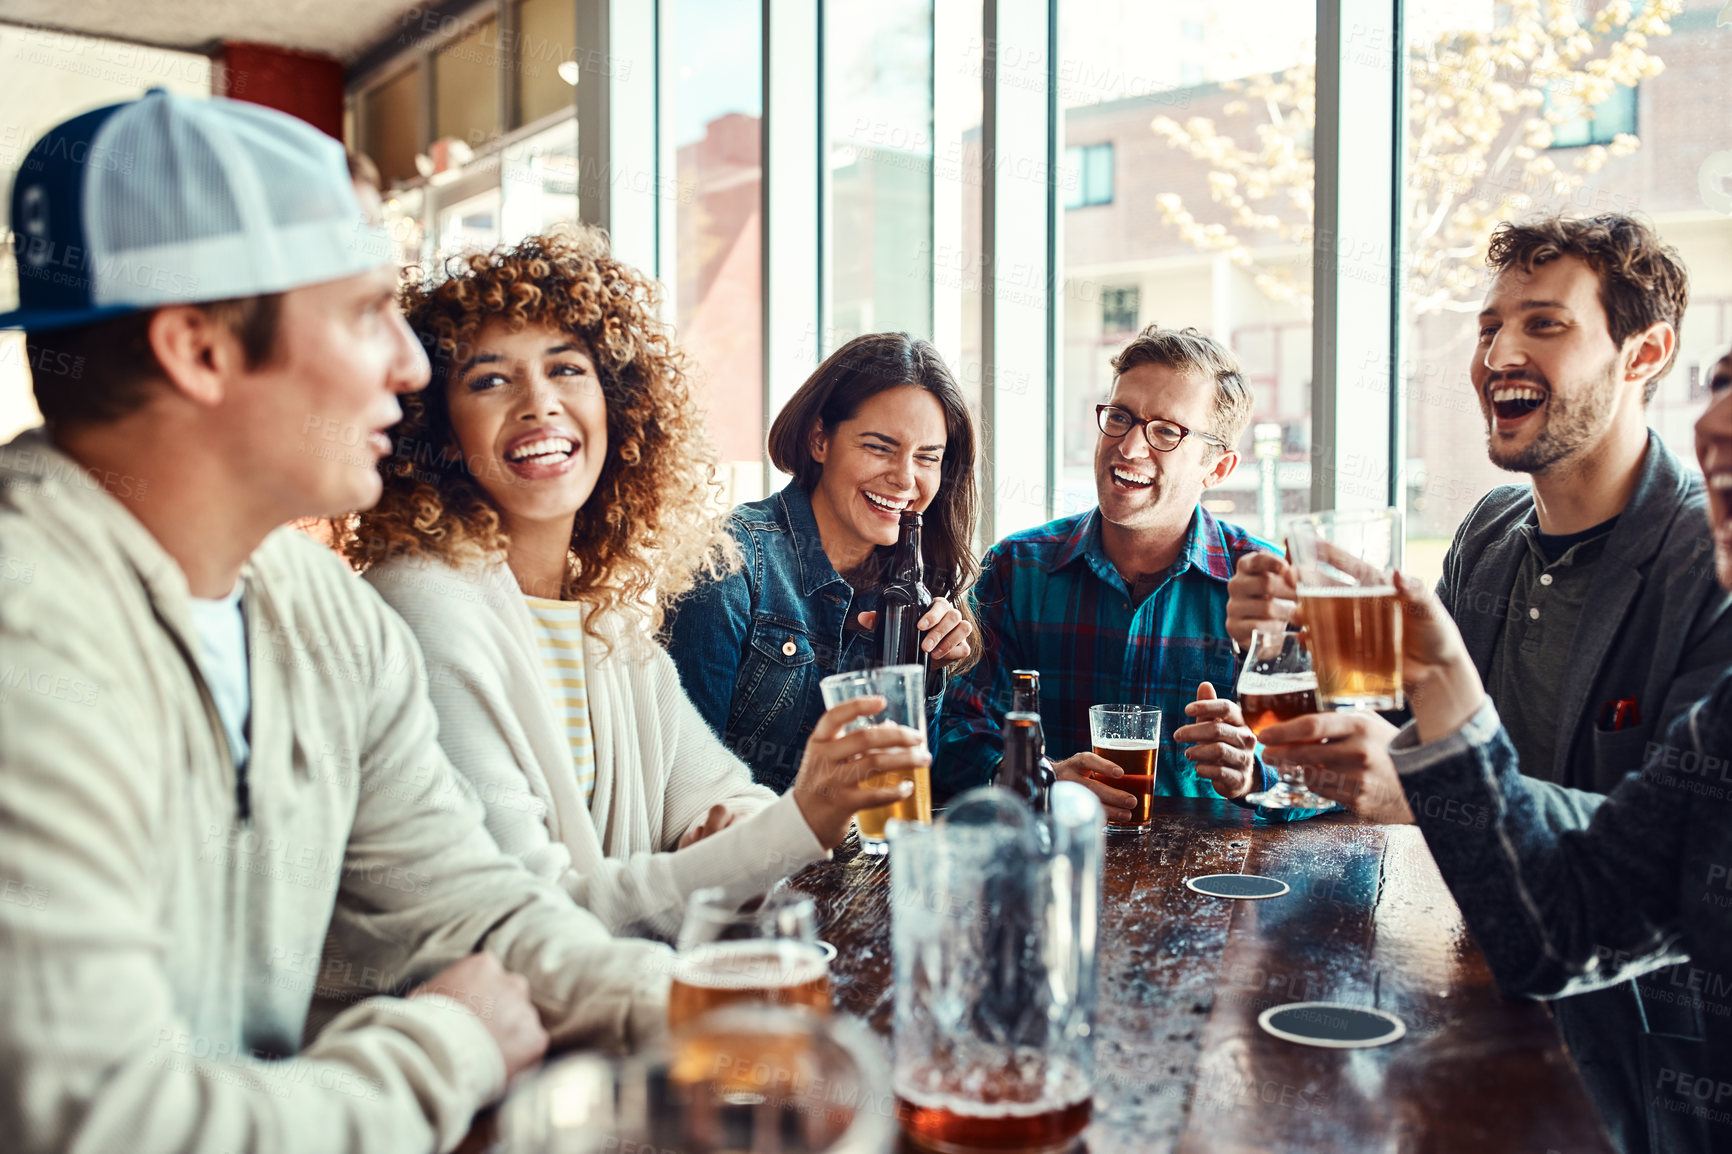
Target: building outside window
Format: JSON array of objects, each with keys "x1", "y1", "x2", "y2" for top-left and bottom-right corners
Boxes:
[
  {"x1": 1546, "y1": 82, "x2": 1638, "y2": 148},
  {"x1": 1100, "y1": 286, "x2": 1139, "y2": 335},
  {"x1": 670, "y1": 0, "x2": 766, "y2": 505},
  {"x1": 1056, "y1": 0, "x2": 1315, "y2": 526},
  {"x1": 1399, "y1": 0, "x2": 1727, "y2": 579},
  {"x1": 1062, "y1": 142, "x2": 1113, "y2": 209},
  {"x1": 825, "y1": 0, "x2": 935, "y2": 350}
]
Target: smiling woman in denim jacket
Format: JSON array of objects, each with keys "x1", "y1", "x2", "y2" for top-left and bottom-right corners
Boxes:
[{"x1": 663, "y1": 333, "x2": 981, "y2": 793}]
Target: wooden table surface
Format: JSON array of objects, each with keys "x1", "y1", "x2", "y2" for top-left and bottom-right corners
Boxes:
[{"x1": 789, "y1": 796, "x2": 1615, "y2": 1154}]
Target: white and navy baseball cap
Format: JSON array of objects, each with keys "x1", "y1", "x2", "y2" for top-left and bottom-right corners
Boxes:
[{"x1": 2, "y1": 89, "x2": 391, "y2": 332}]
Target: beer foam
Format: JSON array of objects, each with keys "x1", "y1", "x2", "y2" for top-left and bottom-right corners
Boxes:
[
  {"x1": 1092, "y1": 738, "x2": 1159, "y2": 750},
  {"x1": 673, "y1": 940, "x2": 828, "y2": 990},
  {"x1": 895, "y1": 1054, "x2": 1091, "y2": 1117},
  {"x1": 1296, "y1": 585, "x2": 1396, "y2": 597},
  {"x1": 1237, "y1": 671, "x2": 1318, "y2": 695}
]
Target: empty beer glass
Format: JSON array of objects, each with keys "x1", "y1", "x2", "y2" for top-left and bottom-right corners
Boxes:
[
  {"x1": 1287, "y1": 507, "x2": 1404, "y2": 710},
  {"x1": 669, "y1": 888, "x2": 832, "y2": 1030},
  {"x1": 1237, "y1": 630, "x2": 1339, "y2": 811},
  {"x1": 889, "y1": 784, "x2": 1103, "y2": 1154},
  {"x1": 819, "y1": 665, "x2": 933, "y2": 854},
  {"x1": 1088, "y1": 704, "x2": 1161, "y2": 832}
]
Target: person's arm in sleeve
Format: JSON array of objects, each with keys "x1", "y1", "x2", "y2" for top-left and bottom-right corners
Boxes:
[
  {"x1": 563, "y1": 642, "x2": 825, "y2": 940},
  {"x1": 0, "y1": 583, "x2": 508, "y2": 1154},
  {"x1": 1394, "y1": 696, "x2": 1698, "y2": 998},
  {"x1": 1383, "y1": 563, "x2": 1722, "y2": 1003},
  {"x1": 661, "y1": 528, "x2": 754, "y2": 737},
  {"x1": 933, "y1": 547, "x2": 1017, "y2": 801},
  {"x1": 329, "y1": 607, "x2": 673, "y2": 1053}
]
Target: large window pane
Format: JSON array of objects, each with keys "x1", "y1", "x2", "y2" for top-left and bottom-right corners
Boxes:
[
  {"x1": 826, "y1": 0, "x2": 935, "y2": 348},
  {"x1": 436, "y1": 186, "x2": 502, "y2": 262},
  {"x1": 435, "y1": 15, "x2": 502, "y2": 149},
  {"x1": 515, "y1": 0, "x2": 577, "y2": 127},
  {"x1": 671, "y1": 0, "x2": 765, "y2": 504},
  {"x1": 1400, "y1": 0, "x2": 1731, "y2": 584},
  {"x1": 1058, "y1": 2, "x2": 1317, "y2": 528},
  {"x1": 501, "y1": 117, "x2": 579, "y2": 239},
  {"x1": 363, "y1": 65, "x2": 422, "y2": 188}
]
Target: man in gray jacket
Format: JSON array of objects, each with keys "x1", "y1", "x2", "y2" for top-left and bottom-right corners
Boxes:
[
  {"x1": 1234, "y1": 215, "x2": 1732, "y2": 1153},
  {"x1": 0, "y1": 91, "x2": 917, "y2": 1154}
]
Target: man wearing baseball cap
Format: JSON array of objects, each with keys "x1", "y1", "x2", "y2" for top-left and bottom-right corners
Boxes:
[{"x1": 0, "y1": 91, "x2": 671, "y2": 1153}]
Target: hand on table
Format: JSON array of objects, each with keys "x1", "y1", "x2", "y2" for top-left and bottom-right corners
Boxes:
[
  {"x1": 410, "y1": 952, "x2": 547, "y2": 1081},
  {"x1": 855, "y1": 596, "x2": 973, "y2": 667},
  {"x1": 679, "y1": 803, "x2": 741, "y2": 849},
  {"x1": 1176, "y1": 681, "x2": 1259, "y2": 801},
  {"x1": 1226, "y1": 551, "x2": 1299, "y2": 651},
  {"x1": 1053, "y1": 751, "x2": 1138, "y2": 826},
  {"x1": 791, "y1": 696, "x2": 928, "y2": 849},
  {"x1": 1258, "y1": 708, "x2": 1414, "y2": 823}
]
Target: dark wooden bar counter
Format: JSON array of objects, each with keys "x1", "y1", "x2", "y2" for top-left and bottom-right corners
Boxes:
[{"x1": 789, "y1": 796, "x2": 1614, "y2": 1154}]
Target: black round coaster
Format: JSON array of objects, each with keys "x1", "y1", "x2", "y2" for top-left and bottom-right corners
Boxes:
[
  {"x1": 1185, "y1": 873, "x2": 1290, "y2": 900},
  {"x1": 1257, "y1": 1002, "x2": 1407, "y2": 1049}
]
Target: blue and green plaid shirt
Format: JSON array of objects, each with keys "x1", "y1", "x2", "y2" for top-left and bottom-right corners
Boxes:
[{"x1": 937, "y1": 504, "x2": 1311, "y2": 819}]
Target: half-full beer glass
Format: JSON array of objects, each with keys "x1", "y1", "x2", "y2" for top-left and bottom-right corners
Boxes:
[
  {"x1": 890, "y1": 784, "x2": 1103, "y2": 1154},
  {"x1": 1237, "y1": 630, "x2": 1338, "y2": 811},
  {"x1": 669, "y1": 888, "x2": 832, "y2": 1030},
  {"x1": 819, "y1": 665, "x2": 933, "y2": 853},
  {"x1": 1088, "y1": 704, "x2": 1161, "y2": 832},
  {"x1": 1287, "y1": 508, "x2": 1404, "y2": 710}
]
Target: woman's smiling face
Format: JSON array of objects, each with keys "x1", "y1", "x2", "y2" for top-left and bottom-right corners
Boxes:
[
  {"x1": 807, "y1": 384, "x2": 948, "y2": 561},
  {"x1": 444, "y1": 319, "x2": 608, "y2": 532}
]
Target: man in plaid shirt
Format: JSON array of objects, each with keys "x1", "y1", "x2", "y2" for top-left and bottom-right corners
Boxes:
[{"x1": 936, "y1": 325, "x2": 1292, "y2": 818}]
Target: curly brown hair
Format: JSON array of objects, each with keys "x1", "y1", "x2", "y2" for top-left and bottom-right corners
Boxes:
[
  {"x1": 339, "y1": 227, "x2": 736, "y2": 637},
  {"x1": 1486, "y1": 214, "x2": 1689, "y2": 403}
]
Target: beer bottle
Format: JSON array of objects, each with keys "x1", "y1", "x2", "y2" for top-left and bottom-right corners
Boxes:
[
  {"x1": 1009, "y1": 668, "x2": 1057, "y2": 793},
  {"x1": 996, "y1": 711, "x2": 1051, "y2": 814},
  {"x1": 875, "y1": 510, "x2": 933, "y2": 676}
]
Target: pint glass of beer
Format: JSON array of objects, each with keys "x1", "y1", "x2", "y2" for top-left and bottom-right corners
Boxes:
[
  {"x1": 1088, "y1": 704, "x2": 1161, "y2": 832},
  {"x1": 1237, "y1": 630, "x2": 1338, "y2": 811},
  {"x1": 669, "y1": 888, "x2": 833, "y2": 1031},
  {"x1": 890, "y1": 786, "x2": 1103, "y2": 1154},
  {"x1": 1286, "y1": 507, "x2": 1404, "y2": 710},
  {"x1": 819, "y1": 665, "x2": 933, "y2": 854}
]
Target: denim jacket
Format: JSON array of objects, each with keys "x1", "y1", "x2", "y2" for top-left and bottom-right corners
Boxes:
[{"x1": 663, "y1": 482, "x2": 942, "y2": 794}]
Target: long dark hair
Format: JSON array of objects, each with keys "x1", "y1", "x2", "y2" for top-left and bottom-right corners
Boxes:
[{"x1": 767, "y1": 332, "x2": 981, "y2": 674}]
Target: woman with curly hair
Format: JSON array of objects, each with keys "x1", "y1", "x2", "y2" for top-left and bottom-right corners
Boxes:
[
  {"x1": 663, "y1": 332, "x2": 980, "y2": 794},
  {"x1": 341, "y1": 229, "x2": 923, "y2": 938}
]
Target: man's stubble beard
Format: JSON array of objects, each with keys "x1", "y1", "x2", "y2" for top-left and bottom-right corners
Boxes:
[{"x1": 1483, "y1": 357, "x2": 1621, "y2": 476}]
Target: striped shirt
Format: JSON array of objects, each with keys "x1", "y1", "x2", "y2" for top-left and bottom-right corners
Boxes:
[
  {"x1": 525, "y1": 596, "x2": 596, "y2": 809},
  {"x1": 936, "y1": 505, "x2": 1291, "y2": 811}
]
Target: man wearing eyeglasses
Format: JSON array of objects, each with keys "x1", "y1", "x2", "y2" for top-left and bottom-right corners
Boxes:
[{"x1": 935, "y1": 325, "x2": 1297, "y2": 817}]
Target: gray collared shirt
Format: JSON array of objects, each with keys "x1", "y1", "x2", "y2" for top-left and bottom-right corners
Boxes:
[{"x1": 1485, "y1": 523, "x2": 1615, "y2": 786}]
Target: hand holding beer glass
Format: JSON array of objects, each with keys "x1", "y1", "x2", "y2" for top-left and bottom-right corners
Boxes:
[
  {"x1": 1237, "y1": 630, "x2": 1339, "y2": 810},
  {"x1": 1286, "y1": 508, "x2": 1404, "y2": 711},
  {"x1": 1088, "y1": 705, "x2": 1162, "y2": 832},
  {"x1": 818, "y1": 665, "x2": 934, "y2": 854}
]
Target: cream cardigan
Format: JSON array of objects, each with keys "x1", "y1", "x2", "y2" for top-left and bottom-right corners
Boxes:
[
  {"x1": 366, "y1": 555, "x2": 827, "y2": 939},
  {"x1": 0, "y1": 430, "x2": 669, "y2": 1154}
]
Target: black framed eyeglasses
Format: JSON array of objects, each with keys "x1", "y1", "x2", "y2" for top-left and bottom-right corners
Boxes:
[{"x1": 1095, "y1": 404, "x2": 1228, "y2": 452}]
